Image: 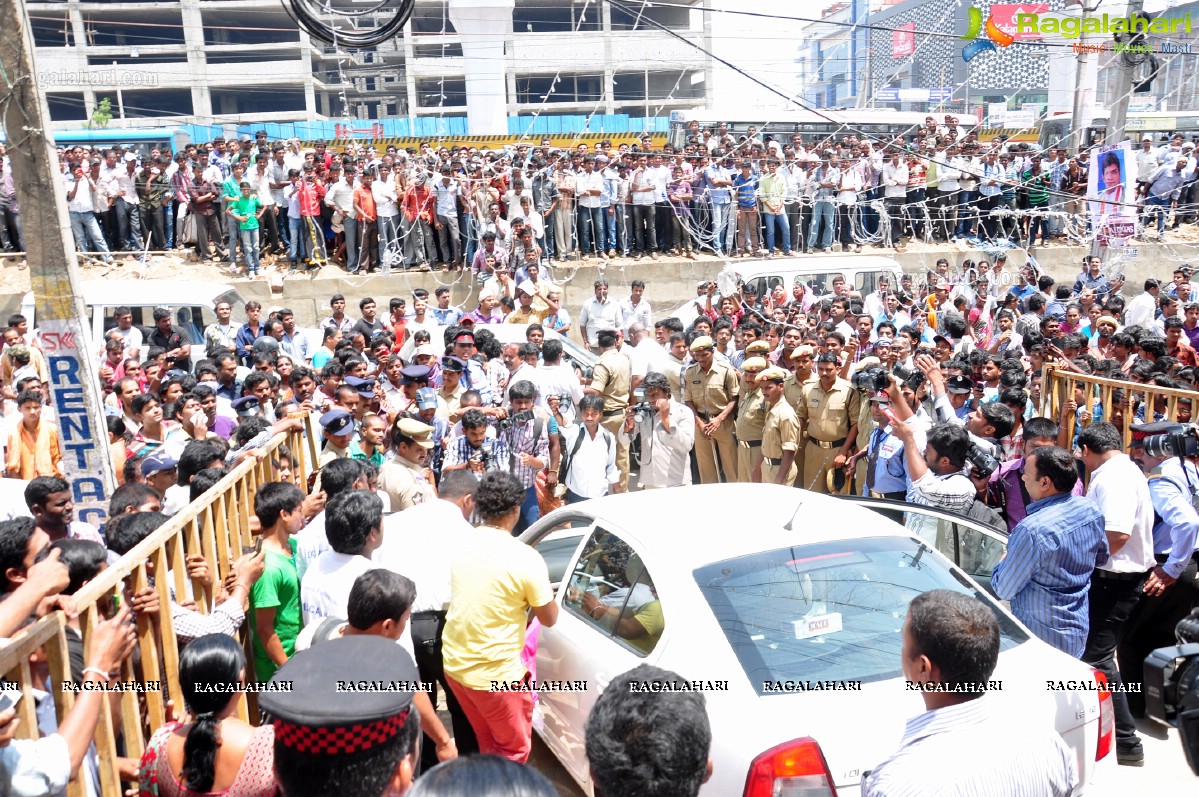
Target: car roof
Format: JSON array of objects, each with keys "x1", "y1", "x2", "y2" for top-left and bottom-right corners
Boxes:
[
  {"x1": 78, "y1": 281, "x2": 241, "y2": 308},
  {"x1": 733, "y1": 255, "x2": 903, "y2": 278},
  {"x1": 552, "y1": 484, "x2": 908, "y2": 568}
]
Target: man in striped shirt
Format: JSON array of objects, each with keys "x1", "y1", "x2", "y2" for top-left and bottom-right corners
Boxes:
[
  {"x1": 992, "y1": 445, "x2": 1108, "y2": 657},
  {"x1": 865, "y1": 590, "x2": 1078, "y2": 797}
]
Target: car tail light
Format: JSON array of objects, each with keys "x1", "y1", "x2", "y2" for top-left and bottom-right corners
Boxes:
[
  {"x1": 1093, "y1": 668, "x2": 1114, "y2": 761},
  {"x1": 743, "y1": 737, "x2": 838, "y2": 797}
]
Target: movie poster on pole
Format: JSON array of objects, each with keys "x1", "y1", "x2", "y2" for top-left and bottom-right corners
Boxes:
[{"x1": 1088, "y1": 142, "x2": 1136, "y2": 247}]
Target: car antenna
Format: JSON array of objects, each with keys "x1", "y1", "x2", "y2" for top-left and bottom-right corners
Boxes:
[{"x1": 783, "y1": 495, "x2": 806, "y2": 532}]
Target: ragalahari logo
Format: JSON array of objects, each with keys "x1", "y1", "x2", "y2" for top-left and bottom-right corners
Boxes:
[{"x1": 962, "y1": 5, "x2": 1015, "y2": 61}]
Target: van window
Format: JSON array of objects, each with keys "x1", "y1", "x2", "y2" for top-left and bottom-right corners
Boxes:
[
  {"x1": 102, "y1": 305, "x2": 209, "y2": 345},
  {"x1": 856, "y1": 271, "x2": 897, "y2": 295},
  {"x1": 745, "y1": 275, "x2": 784, "y2": 300},
  {"x1": 794, "y1": 272, "x2": 844, "y2": 296}
]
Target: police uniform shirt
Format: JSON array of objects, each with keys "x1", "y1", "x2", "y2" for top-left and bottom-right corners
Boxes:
[
  {"x1": 796, "y1": 378, "x2": 860, "y2": 443},
  {"x1": 683, "y1": 361, "x2": 740, "y2": 420},
  {"x1": 762, "y1": 400, "x2": 801, "y2": 460},
  {"x1": 783, "y1": 371, "x2": 815, "y2": 414},
  {"x1": 377, "y1": 455, "x2": 436, "y2": 512},
  {"x1": 735, "y1": 385, "x2": 767, "y2": 444},
  {"x1": 438, "y1": 384, "x2": 465, "y2": 420},
  {"x1": 591, "y1": 349, "x2": 632, "y2": 414},
  {"x1": 317, "y1": 441, "x2": 350, "y2": 468},
  {"x1": 665, "y1": 354, "x2": 687, "y2": 402}
]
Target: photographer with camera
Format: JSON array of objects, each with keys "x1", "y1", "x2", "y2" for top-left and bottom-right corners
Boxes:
[
  {"x1": 443, "y1": 408, "x2": 511, "y2": 480},
  {"x1": 619, "y1": 372, "x2": 695, "y2": 490},
  {"x1": 494, "y1": 380, "x2": 551, "y2": 534},
  {"x1": 888, "y1": 420, "x2": 977, "y2": 513},
  {"x1": 912, "y1": 352, "x2": 1012, "y2": 465},
  {"x1": 1121, "y1": 422, "x2": 1199, "y2": 719}
]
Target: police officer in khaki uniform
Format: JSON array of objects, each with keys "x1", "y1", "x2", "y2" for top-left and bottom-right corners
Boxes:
[
  {"x1": 757, "y1": 366, "x2": 801, "y2": 485},
  {"x1": 784, "y1": 344, "x2": 816, "y2": 487},
  {"x1": 377, "y1": 416, "x2": 438, "y2": 511},
  {"x1": 795, "y1": 352, "x2": 860, "y2": 493},
  {"x1": 585, "y1": 328, "x2": 632, "y2": 491},
  {"x1": 735, "y1": 355, "x2": 769, "y2": 482},
  {"x1": 683, "y1": 335, "x2": 740, "y2": 484}
]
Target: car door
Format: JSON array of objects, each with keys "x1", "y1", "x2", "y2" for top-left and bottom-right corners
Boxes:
[
  {"x1": 526, "y1": 519, "x2": 668, "y2": 792},
  {"x1": 838, "y1": 496, "x2": 1009, "y2": 595}
]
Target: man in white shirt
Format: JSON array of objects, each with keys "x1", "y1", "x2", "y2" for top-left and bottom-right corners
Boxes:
[
  {"x1": 301, "y1": 490, "x2": 386, "y2": 630},
  {"x1": 560, "y1": 395, "x2": 619, "y2": 501},
  {"x1": 1078, "y1": 421, "x2": 1155, "y2": 765},
  {"x1": 112, "y1": 153, "x2": 143, "y2": 251},
  {"x1": 324, "y1": 166, "x2": 358, "y2": 272},
  {"x1": 1124, "y1": 278, "x2": 1162, "y2": 331},
  {"x1": 374, "y1": 470, "x2": 478, "y2": 756},
  {"x1": 881, "y1": 150, "x2": 909, "y2": 250},
  {"x1": 618, "y1": 372, "x2": 694, "y2": 489},
  {"x1": 432, "y1": 165, "x2": 463, "y2": 268},
  {"x1": 620, "y1": 280, "x2": 652, "y2": 334},
  {"x1": 373, "y1": 164, "x2": 401, "y2": 272},
  {"x1": 535, "y1": 338, "x2": 583, "y2": 425},
  {"x1": 578, "y1": 278, "x2": 625, "y2": 350}
]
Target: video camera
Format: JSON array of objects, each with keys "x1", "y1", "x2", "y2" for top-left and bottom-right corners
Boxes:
[
  {"x1": 471, "y1": 438, "x2": 496, "y2": 468},
  {"x1": 1141, "y1": 425, "x2": 1199, "y2": 459},
  {"x1": 1145, "y1": 608, "x2": 1199, "y2": 775},
  {"x1": 851, "y1": 363, "x2": 926, "y2": 393}
]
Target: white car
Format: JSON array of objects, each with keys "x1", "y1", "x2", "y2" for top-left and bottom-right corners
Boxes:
[{"x1": 521, "y1": 484, "x2": 1113, "y2": 797}]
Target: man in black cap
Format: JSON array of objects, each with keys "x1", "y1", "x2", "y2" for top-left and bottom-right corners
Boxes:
[
  {"x1": 438, "y1": 356, "x2": 467, "y2": 420},
  {"x1": 318, "y1": 408, "x2": 356, "y2": 468},
  {"x1": 261, "y1": 635, "x2": 423, "y2": 797}
]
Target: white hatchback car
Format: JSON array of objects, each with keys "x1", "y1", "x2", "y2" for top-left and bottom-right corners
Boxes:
[{"x1": 521, "y1": 484, "x2": 1114, "y2": 797}]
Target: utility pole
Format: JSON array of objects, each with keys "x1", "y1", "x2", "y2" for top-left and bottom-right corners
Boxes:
[
  {"x1": 0, "y1": 1, "x2": 116, "y2": 526},
  {"x1": 1105, "y1": 0, "x2": 1145, "y2": 146},
  {"x1": 1069, "y1": 2, "x2": 1095, "y2": 153}
]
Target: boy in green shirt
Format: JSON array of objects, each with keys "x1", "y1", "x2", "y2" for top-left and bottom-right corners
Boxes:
[
  {"x1": 249, "y1": 481, "x2": 305, "y2": 681},
  {"x1": 227, "y1": 182, "x2": 265, "y2": 278}
]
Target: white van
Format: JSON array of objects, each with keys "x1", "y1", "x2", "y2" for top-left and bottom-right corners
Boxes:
[
  {"x1": 23, "y1": 280, "x2": 247, "y2": 367},
  {"x1": 667, "y1": 255, "x2": 904, "y2": 323}
]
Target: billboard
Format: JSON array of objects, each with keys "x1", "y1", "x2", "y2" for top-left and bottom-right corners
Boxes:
[
  {"x1": 892, "y1": 23, "x2": 916, "y2": 57},
  {"x1": 1088, "y1": 142, "x2": 1136, "y2": 247}
]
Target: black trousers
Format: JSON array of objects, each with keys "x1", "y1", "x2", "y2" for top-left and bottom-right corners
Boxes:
[
  {"x1": 1083, "y1": 571, "x2": 1149, "y2": 749},
  {"x1": 1117, "y1": 555, "x2": 1199, "y2": 716},
  {"x1": 410, "y1": 611, "x2": 478, "y2": 769}
]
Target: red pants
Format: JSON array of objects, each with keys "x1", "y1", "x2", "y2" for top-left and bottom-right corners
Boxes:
[{"x1": 446, "y1": 674, "x2": 535, "y2": 763}]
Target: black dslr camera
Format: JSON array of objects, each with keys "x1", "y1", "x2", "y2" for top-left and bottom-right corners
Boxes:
[
  {"x1": 966, "y1": 443, "x2": 1000, "y2": 479},
  {"x1": 1144, "y1": 608, "x2": 1199, "y2": 776},
  {"x1": 850, "y1": 363, "x2": 926, "y2": 393},
  {"x1": 630, "y1": 387, "x2": 655, "y2": 424}
]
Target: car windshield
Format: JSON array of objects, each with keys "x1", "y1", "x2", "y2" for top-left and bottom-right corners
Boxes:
[{"x1": 694, "y1": 536, "x2": 1027, "y2": 694}]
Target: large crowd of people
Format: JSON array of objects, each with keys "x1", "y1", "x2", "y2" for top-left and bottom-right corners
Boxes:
[
  {"x1": 2, "y1": 199, "x2": 1199, "y2": 792},
  {"x1": 20, "y1": 118, "x2": 1198, "y2": 276}
]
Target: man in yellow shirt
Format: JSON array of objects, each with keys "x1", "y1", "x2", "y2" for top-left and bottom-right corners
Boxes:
[
  {"x1": 442, "y1": 471, "x2": 559, "y2": 763},
  {"x1": 504, "y1": 279, "x2": 559, "y2": 326},
  {"x1": 5, "y1": 389, "x2": 62, "y2": 479}
]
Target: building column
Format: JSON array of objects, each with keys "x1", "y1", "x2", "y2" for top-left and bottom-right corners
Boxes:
[
  {"x1": 181, "y1": 0, "x2": 210, "y2": 118},
  {"x1": 448, "y1": 0, "x2": 513, "y2": 134}
]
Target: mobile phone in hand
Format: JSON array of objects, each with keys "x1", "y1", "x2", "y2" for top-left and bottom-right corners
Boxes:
[
  {"x1": 241, "y1": 537, "x2": 263, "y2": 556},
  {"x1": 0, "y1": 689, "x2": 23, "y2": 712}
]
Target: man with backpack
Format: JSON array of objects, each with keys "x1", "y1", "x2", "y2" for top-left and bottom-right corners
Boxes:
[{"x1": 557, "y1": 394, "x2": 619, "y2": 503}]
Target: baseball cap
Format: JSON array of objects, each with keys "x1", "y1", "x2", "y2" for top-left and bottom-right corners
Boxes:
[{"x1": 415, "y1": 387, "x2": 438, "y2": 411}]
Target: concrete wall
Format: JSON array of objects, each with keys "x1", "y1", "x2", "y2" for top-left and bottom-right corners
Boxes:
[{"x1": 223, "y1": 242, "x2": 1187, "y2": 335}]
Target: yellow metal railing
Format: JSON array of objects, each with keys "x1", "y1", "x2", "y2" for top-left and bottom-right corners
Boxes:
[
  {"x1": 0, "y1": 419, "x2": 318, "y2": 797},
  {"x1": 1040, "y1": 364, "x2": 1199, "y2": 449}
]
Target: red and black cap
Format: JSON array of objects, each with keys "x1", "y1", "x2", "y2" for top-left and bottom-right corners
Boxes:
[{"x1": 260, "y1": 636, "x2": 417, "y2": 756}]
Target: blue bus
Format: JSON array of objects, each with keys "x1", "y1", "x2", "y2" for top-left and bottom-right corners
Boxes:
[{"x1": 45, "y1": 127, "x2": 191, "y2": 157}]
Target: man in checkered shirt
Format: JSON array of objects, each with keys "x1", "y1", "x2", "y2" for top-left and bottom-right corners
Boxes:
[{"x1": 498, "y1": 379, "x2": 552, "y2": 534}]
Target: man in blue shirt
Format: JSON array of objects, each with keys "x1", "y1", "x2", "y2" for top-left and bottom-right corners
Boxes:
[
  {"x1": 855, "y1": 391, "x2": 909, "y2": 524},
  {"x1": 731, "y1": 161, "x2": 760, "y2": 257},
  {"x1": 1119, "y1": 424, "x2": 1199, "y2": 717},
  {"x1": 992, "y1": 445, "x2": 1108, "y2": 658}
]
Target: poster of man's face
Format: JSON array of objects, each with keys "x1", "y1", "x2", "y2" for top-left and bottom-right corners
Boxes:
[{"x1": 1088, "y1": 143, "x2": 1136, "y2": 244}]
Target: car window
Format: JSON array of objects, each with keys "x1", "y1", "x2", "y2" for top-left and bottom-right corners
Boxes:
[
  {"x1": 796, "y1": 271, "x2": 844, "y2": 296},
  {"x1": 564, "y1": 527, "x2": 663, "y2": 657},
  {"x1": 694, "y1": 536, "x2": 1027, "y2": 693},
  {"x1": 903, "y1": 512, "x2": 1006, "y2": 578}
]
